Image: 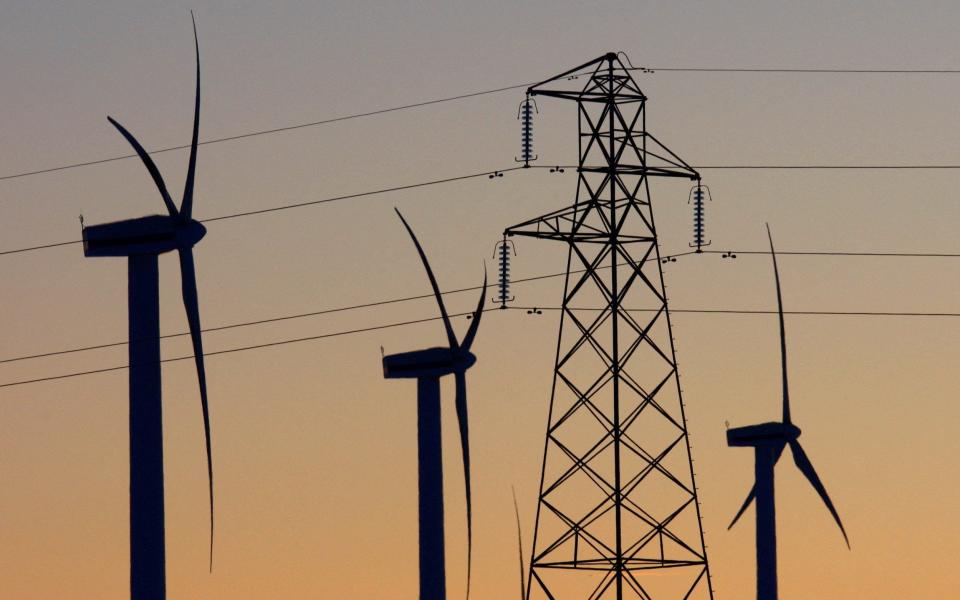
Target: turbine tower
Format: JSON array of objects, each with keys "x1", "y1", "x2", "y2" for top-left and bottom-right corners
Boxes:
[
  {"x1": 382, "y1": 209, "x2": 487, "y2": 600},
  {"x1": 505, "y1": 53, "x2": 713, "y2": 599},
  {"x1": 726, "y1": 225, "x2": 849, "y2": 600},
  {"x1": 81, "y1": 16, "x2": 214, "y2": 599}
]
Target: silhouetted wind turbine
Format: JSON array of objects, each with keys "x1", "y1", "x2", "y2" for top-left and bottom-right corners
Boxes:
[
  {"x1": 81, "y1": 14, "x2": 214, "y2": 599},
  {"x1": 382, "y1": 208, "x2": 486, "y2": 600},
  {"x1": 726, "y1": 224, "x2": 849, "y2": 600}
]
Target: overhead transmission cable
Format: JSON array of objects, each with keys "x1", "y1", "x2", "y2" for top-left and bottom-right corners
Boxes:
[
  {"x1": 0, "y1": 83, "x2": 538, "y2": 183},
  {"x1": 0, "y1": 166, "x2": 525, "y2": 256},
  {"x1": 512, "y1": 306, "x2": 960, "y2": 318},
  {"x1": 5, "y1": 246, "x2": 960, "y2": 364},
  {"x1": 635, "y1": 67, "x2": 960, "y2": 74},
  {"x1": 0, "y1": 269, "x2": 570, "y2": 366},
  {"x1": 2, "y1": 303, "x2": 958, "y2": 390},
  {"x1": 2, "y1": 254, "x2": 958, "y2": 389},
  {"x1": 5, "y1": 162, "x2": 960, "y2": 258},
  {"x1": 5, "y1": 64, "x2": 960, "y2": 184},
  {"x1": 2, "y1": 248, "x2": 958, "y2": 366},
  {"x1": 200, "y1": 166, "x2": 526, "y2": 223},
  {"x1": 696, "y1": 164, "x2": 960, "y2": 170},
  {"x1": 701, "y1": 249, "x2": 960, "y2": 258},
  {"x1": 536, "y1": 163, "x2": 960, "y2": 171},
  {"x1": 0, "y1": 310, "x2": 494, "y2": 390}
]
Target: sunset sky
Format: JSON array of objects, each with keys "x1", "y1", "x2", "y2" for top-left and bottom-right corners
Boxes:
[{"x1": 0, "y1": 1, "x2": 958, "y2": 598}]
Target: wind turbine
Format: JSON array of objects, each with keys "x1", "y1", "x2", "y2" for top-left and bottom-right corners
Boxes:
[
  {"x1": 81, "y1": 14, "x2": 213, "y2": 599},
  {"x1": 726, "y1": 224, "x2": 850, "y2": 600},
  {"x1": 382, "y1": 208, "x2": 486, "y2": 600}
]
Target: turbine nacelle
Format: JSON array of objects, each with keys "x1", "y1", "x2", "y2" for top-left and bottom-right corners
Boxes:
[
  {"x1": 83, "y1": 215, "x2": 206, "y2": 257},
  {"x1": 727, "y1": 422, "x2": 801, "y2": 448},
  {"x1": 383, "y1": 347, "x2": 477, "y2": 380}
]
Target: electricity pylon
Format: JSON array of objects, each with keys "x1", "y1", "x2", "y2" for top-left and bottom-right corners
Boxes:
[{"x1": 505, "y1": 53, "x2": 714, "y2": 599}]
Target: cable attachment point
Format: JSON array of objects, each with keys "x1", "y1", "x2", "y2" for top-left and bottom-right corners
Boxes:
[
  {"x1": 688, "y1": 181, "x2": 712, "y2": 253},
  {"x1": 492, "y1": 235, "x2": 517, "y2": 309},
  {"x1": 515, "y1": 95, "x2": 539, "y2": 168}
]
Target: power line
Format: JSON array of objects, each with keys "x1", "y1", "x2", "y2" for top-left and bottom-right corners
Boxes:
[
  {"x1": 0, "y1": 83, "x2": 535, "y2": 184},
  {"x1": 514, "y1": 306, "x2": 960, "y2": 318},
  {"x1": 3, "y1": 300, "x2": 957, "y2": 390},
  {"x1": 0, "y1": 166, "x2": 521, "y2": 256},
  {"x1": 525, "y1": 163, "x2": 960, "y2": 171},
  {"x1": 0, "y1": 267, "x2": 567, "y2": 365},
  {"x1": 200, "y1": 166, "x2": 524, "y2": 223},
  {"x1": 3, "y1": 246, "x2": 957, "y2": 367},
  {"x1": 701, "y1": 249, "x2": 960, "y2": 258},
  {"x1": 0, "y1": 284, "x2": 483, "y2": 364},
  {"x1": 697, "y1": 164, "x2": 960, "y2": 170},
  {"x1": 5, "y1": 161, "x2": 960, "y2": 258},
  {"x1": 1, "y1": 246, "x2": 957, "y2": 366},
  {"x1": 0, "y1": 310, "x2": 489, "y2": 390},
  {"x1": 637, "y1": 67, "x2": 960, "y2": 74},
  {"x1": 678, "y1": 309, "x2": 960, "y2": 317},
  {"x1": 0, "y1": 238, "x2": 83, "y2": 257},
  {"x1": 4, "y1": 64, "x2": 960, "y2": 186}
]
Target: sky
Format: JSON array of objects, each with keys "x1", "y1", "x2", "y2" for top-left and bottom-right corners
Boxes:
[{"x1": 0, "y1": 1, "x2": 958, "y2": 598}]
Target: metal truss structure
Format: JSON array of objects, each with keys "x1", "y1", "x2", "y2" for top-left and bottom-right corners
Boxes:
[{"x1": 505, "y1": 53, "x2": 715, "y2": 600}]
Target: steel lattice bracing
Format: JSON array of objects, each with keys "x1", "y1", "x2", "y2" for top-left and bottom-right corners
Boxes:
[{"x1": 506, "y1": 53, "x2": 714, "y2": 600}]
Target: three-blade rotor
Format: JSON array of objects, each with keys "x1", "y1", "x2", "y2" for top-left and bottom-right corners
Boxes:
[
  {"x1": 106, "y1": 12, "x2": 215, "y2": 570},
  {"x1": 728, "y1": 225, "x2": 849, "y2": 548},
  {"x1": 395, "y1": 208, "x2": 487, "y2": 599}
]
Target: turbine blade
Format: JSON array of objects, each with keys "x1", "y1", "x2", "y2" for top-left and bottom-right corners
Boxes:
[
  {"x1": 789, "y1": 440, "x2": 850, "y2": 548},
  {"x1": 460, "y1": 266, "x2": 487, "y2": 351},
  {"x1": 727, "y1": 485, "x2": 756, "y2": 530},
  {"x1": 181, "y1": 11, "x2": 201, "y2": 220},
  {"x1": 728, "y1": 443, "x2": 786, "y2": 529},
  {"x1": 394, "y1": 208, "x2": 458, "y2": 349},
  {"x1": 766, "y1": 224, "x2": 791, "y2": 425},
  {"x1": 512, "y1": 486, "x2": 527, "y2": 600},
  {"x1": 178, "y1": 247, "x2": 215, "y2": 570},
  {"x1": 455, "y1": 371, "x2": 472, "y2": 600},
  {"x1": 107, "y1": 117, "x2": 178, "y2": 217}
]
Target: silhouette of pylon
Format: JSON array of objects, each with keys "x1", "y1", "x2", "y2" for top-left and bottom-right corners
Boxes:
[{"x1": 505, "y1": 53, "x2": 714, "y2": 600}]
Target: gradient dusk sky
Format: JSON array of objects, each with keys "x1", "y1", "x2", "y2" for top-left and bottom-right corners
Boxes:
[{"x1": 0, "y1": 1, "x2": 958, "y2": 598}]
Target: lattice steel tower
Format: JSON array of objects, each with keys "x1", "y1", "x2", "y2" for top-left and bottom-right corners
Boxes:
[{"x1": 505, "y1": 53, "x2": 714, "y2": 599}]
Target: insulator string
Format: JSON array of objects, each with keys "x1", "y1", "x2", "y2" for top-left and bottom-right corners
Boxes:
[
  {"x1": 689, "y1": 182, "x2": 712, "y2": 253},
  {"x1": 493, "y1": 235, "x2": 517, "y2": 308},
  {"x1": 516, "y1": 95, "x2": 538, "y2": 167}
]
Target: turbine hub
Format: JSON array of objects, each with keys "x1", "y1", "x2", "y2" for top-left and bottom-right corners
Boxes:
[{"x1": 177, "y1": 219, "x2": 207, "y2": 247}]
